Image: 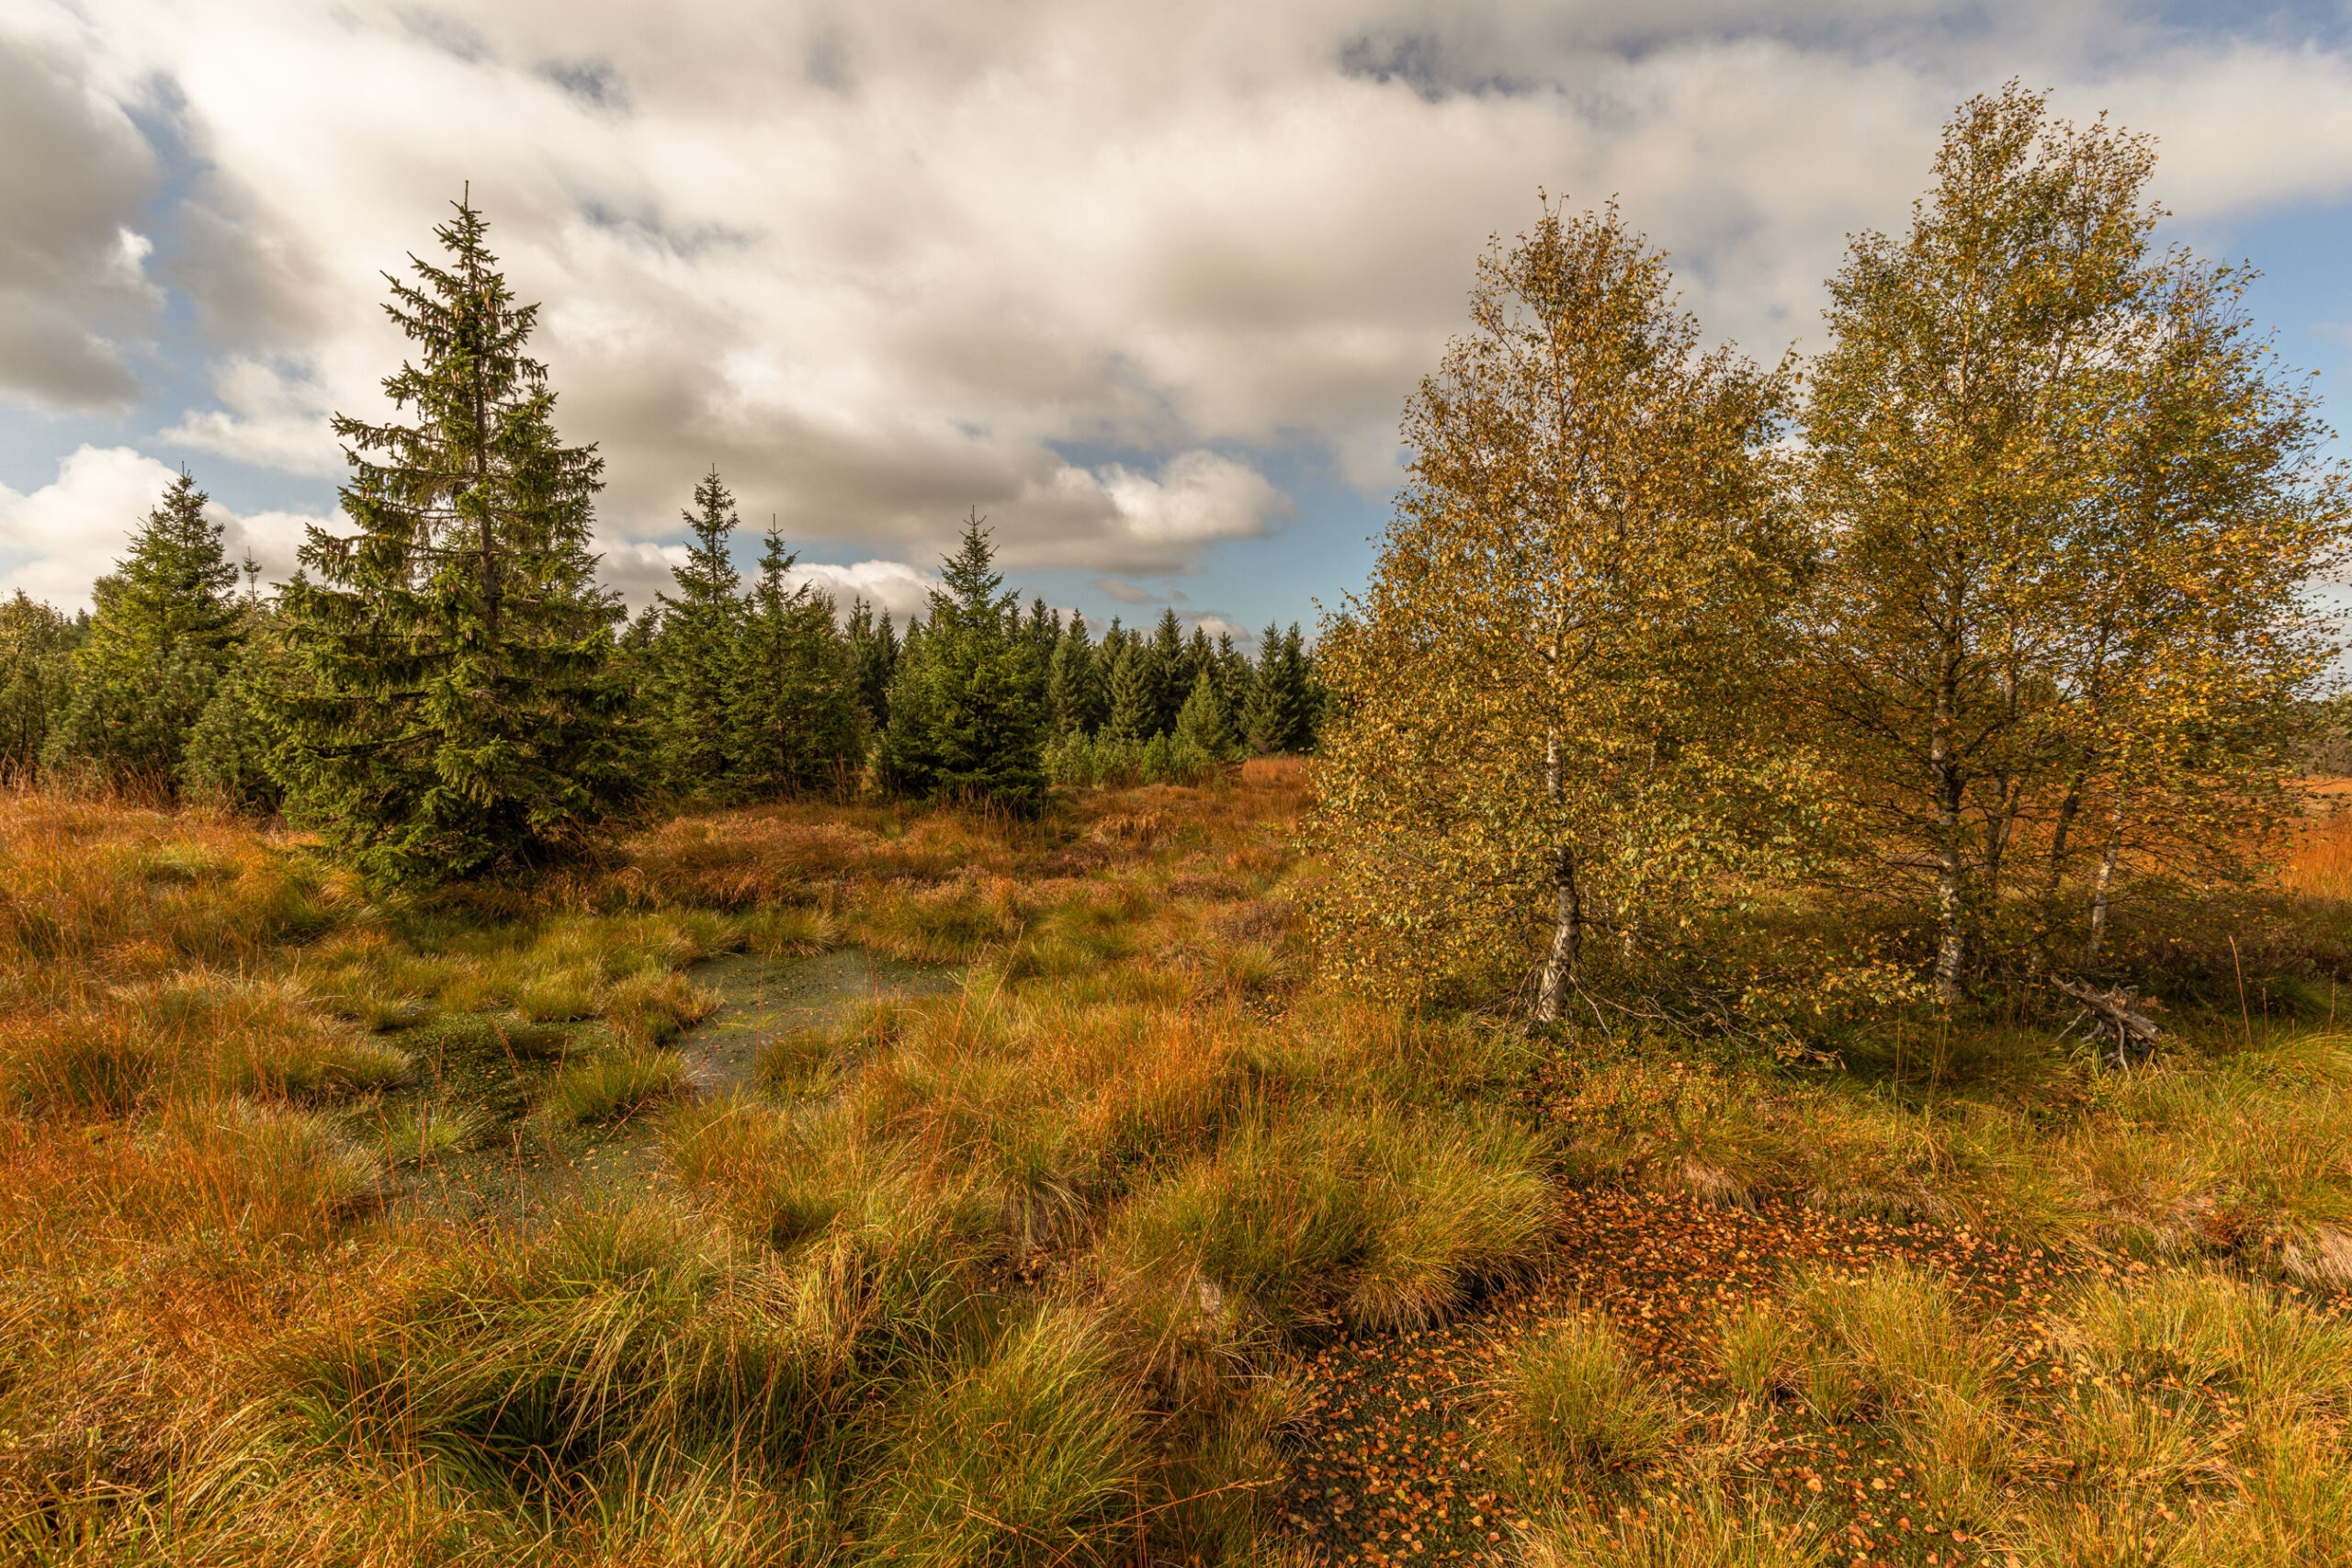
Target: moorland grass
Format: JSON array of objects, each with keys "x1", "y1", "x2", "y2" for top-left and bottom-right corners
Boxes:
[
  {"x1": 4, "y1": 759, "x2": 2351, "y2": 1564},
  {"x1": 1491, "y1": 1312, "x2": 1684, "y2": 1482}
]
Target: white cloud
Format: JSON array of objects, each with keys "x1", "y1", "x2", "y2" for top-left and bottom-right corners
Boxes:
[
  {"x1": 786, "y1": 558, "x2": 942, "y2": 619},
  {"x1": 160, "y1": 355, "x2": 344, "y2": 476},
  {"x1": 0, "y1": 444, "x2": 325, "y2": 609},
  {"x1": 9, "y1": 0, "x2": 2352, "y2": 604}
]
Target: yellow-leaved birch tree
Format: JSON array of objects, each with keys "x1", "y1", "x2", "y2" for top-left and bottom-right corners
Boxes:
[
  {"x1": 1801, "y1": 85, "x2": 2347, "y2": 998},
  {"x1": 1314, "y1": 201, "x2": 1804, "y2": 1023}
]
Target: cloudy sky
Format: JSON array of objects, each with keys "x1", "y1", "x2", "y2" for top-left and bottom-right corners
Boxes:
[{"x1": 4, "y1": 0, "x2": 2349, "y2": 642}]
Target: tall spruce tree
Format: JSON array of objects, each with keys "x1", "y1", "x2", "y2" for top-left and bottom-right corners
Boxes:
[
  {"x1": 1149, "y1": 609, "x2": 1190, "y2": 735},
  {"x1": 1024, "y1": 596, "x2": 1060, "y2": 670},
  {"x1": 46, "y1": 468, "x2": 243, "y2": 788},
  {"x1": 1102, "y1": 637, "x2": 1162, "y2": 742},
  {"x1": 1242, "y1": 622, "x2": 1313, "y2": 755},
  {"x1": 873, "y1": 513, "x2": 1047, "y2": 812},
  {"x1": 1212, "y1": 629, "x2": 1254, "y2": 721},
  {"x1": 739, "y1": 526, "x2": 865, "y2": 795},
  {"x1": 648, "y1": 468, "x2": 748, "y2": 796},
  {"x1": 1047, "y1": 610, "x2": 1107, "y2": 736},
  {"x1": 274, "y1": 196, "x2": 629, "y2": 884},
  {"x1": 845, "y1": 599, "x2": 899, "y2": 731},
  {"x1": 1174, "y1": 668, "x2": 1242, "y2": 760}
]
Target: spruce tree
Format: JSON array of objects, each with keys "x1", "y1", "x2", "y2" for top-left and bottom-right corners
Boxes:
[
  {"x1": 46, "y1": 468, "x2": 243, "y2": 787},
  {"x1": 1174, "y1": 668, "x2": 1242, "y2": 760},
  {"x1": 184, "y1": 615, "x2": 289, "y2": 815},
  {"x1": 1150, "y1": 608, "x2": 1190, "y2": 735},
  {"x1": 1213, "y1": 630, "x2": 1254, "y2": 720},
  {"x1": 873, "y1": 513, "x2": 1047, "y2": 812},
  {"x1": 648, "y1": 468, "x2": 748, "y2": 796},
  {"x1": 1046, "y1": 610, "x2": 1107, "y2": 737},
  {"x1": 1186, "y1": 626, "x2": 1214, "y2": 691},
  {"x1": 274, "y1": 196, "x2": 629, "y2": 885},
  {"x1": 1024, "y1": 596, "x2": 1060, "y2": 669},
  {"x1": 1244, "y1": 622, "x2": 1316, "y2": 755},
  {"x1": 1102, "y1": 638, "x2": 1162, "y2": 742},
  {"x1": 845, "y1": 599, "x2": 899, "y2": 732},
  {"x1": 739, "y1": 526, "x2": 865, "y2": 795}
]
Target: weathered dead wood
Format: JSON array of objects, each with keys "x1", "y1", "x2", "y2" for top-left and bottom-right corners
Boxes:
[{"x1": 2052, "y1": 976, "x2": 2165, "y2": 1068}]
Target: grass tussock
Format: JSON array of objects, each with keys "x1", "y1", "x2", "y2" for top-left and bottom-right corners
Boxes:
[
  {"x1": 1518, "y1": 1491, "x2": 1828, "y2": 1568},
  {"x1": 1492, "y1": 1312, "x2": 1684, "y2": 1482},
  {"x1": 1099, "y1": 1107, "x2": 1552, "y2": 1335},
  {"x1": 543, "y1": 1047, "x2": 687, "y2": 1125}
]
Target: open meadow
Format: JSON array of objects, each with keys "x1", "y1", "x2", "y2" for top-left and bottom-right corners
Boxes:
[{"x1": 2, "y1": 762, "x2": 2347, "y2": 1567}]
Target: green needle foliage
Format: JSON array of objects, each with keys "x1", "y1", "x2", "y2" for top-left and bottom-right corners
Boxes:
[
  {"x1": 646, "y1": 468, "x2": 749, "y2": 797},
  {"x1": 739, "y1": 525, "x2": 866, "y2": 795},
  {"x1": 873, "y1": 514, "x2": 1048, "y2": 814},
  {"x1": 1174, "y1": 669, "x2": 1242, "y2": 761},
  {"x1": 272, "y1": 196, "x2": 632, "y2": 886},
  {"x1": 1046, "y1": 610, "x2": 1106, "y2": 738},
  {"x1": 1242, "y1": 623, "x2": 1317, "y2": 756},
  {"x1": 1101, "y1": 637, "x2": 1162, "y2": 743},
  {"x1": 44, "y1": 468, "x2": 243, "y2": 792},
  {"x1": 0, "y1": 592, "x2": 79, "y2": 784},
  {"x1": 845, "y1": 598, "x2": 900, "y2": 733}
]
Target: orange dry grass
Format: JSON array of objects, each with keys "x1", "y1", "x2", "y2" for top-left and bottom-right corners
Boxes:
[
  {"x1": 0, "y1": 795, "x2": 345, "y2": 996},
  {"x1": 2282, "y1": 808, "x2": 2352, "y2": 900}
]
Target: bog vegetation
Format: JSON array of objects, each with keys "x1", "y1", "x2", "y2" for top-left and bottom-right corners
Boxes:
[{"x1": 3, "y1": 84, "x2": 2349, "y2": 1568}]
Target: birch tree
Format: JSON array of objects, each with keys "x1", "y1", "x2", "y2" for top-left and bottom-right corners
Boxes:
[
  {"x1": 1802, "y1": 85, "x2": 2346, "y2": 993},
  {"x1": 1315, "y1": 201, "x2": 1801, "y2": 1021}
]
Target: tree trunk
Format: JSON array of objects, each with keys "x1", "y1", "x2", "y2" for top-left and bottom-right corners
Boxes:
[
  {"x1": 1931, "y1": 659, "x2": 1966, "y2": 1004},
  {"x1": 2086, "y1": 746, "x2": 2131, "y2": 963},
  {"x1": 1534, "y1": 723, "x2": 1580, "y2": 1024},
  {"x1": 2045, "y1": 763, "x2": 2088, "y2": 893},
  {"x1": 1535, "y1": 845, "x2": 1582, "y2": 1024}
]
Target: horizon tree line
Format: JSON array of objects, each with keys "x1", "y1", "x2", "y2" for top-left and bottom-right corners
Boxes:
[{"x1": 0, "y1": 194, "x2": 1320, "y2": 884}]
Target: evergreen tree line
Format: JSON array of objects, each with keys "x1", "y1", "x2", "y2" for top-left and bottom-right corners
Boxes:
[{"x1": 0, "y1": 199, "x2": 1318, "y2": 884}]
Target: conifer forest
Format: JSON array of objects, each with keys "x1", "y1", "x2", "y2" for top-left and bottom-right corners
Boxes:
[{"x1": 6, "y1": 84, "x2": 2352, "y2": 1568}]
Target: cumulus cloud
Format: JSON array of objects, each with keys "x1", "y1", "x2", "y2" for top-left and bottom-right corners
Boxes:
[
  {"x1": 0, "y1": 19, "x2": 163, "y2": 412},
  {"x1": 159, "y1": 355, "x2": 344, "y2": 476},
  {"x1": 0, "y1": 445, "x2": 324, "y2": 608},
  {"x1": 8, "y1": 0, "x2": 2351, "y2": 606},
  {"x1": 595, "y1": 534, "x2": 942, "y2": 616}
]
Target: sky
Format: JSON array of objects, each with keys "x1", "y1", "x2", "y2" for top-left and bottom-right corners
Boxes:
[{"x1": 3, "y1": 0, "x2": 2350, "y2": 649}]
